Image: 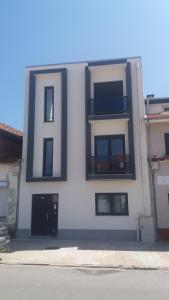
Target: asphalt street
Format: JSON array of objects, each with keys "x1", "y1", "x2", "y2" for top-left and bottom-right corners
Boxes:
[{"x1": 0, "y1": 265, "x2": 169, "y2": 300}]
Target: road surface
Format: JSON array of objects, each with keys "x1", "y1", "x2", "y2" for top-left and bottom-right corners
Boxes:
[{"x1": 0, "y1": 265, "x2": 169, "y2": 299}]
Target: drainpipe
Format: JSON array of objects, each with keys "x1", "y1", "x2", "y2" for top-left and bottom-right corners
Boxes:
[
  {"x1": 135, "y1": 63, "x2": 157, "y2": 241},
  {"x1": 146, "y1": 95, "x2": 158, "y2": 240},
  {"x1": 14, "y1": 159, "x2": 22, "y2": 238}
]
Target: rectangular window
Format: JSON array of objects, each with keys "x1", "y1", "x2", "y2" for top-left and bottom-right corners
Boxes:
[
  {"x1": 95, "y1": 193, "x2": 128, "y2": 216},
  {"x1": 164, "y1": 133, "x2": 169, "y2": 155},
  {"x1": 95, "y1": 135, "x2": 125, "y2": 157},
  {"x1": 44, "y1": 86, "x2": 54, "y2": 122},
  {"x1": 0, "y1": 188, "x2": 8, "y2": 218},
  {"x1": 43, "y1": 138, "x2": 53, "y2": 176}
]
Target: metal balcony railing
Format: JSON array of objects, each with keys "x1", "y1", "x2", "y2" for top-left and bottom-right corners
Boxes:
[
  {"x1": 88, "y1": 155, "x2": 131, "y2": 175},
  {"x1": 89, "y1": 96, "x2": 128, "y2": 116}
]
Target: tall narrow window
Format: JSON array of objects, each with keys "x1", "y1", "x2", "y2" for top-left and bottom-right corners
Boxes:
[
  {"x1": 44, "y1": 86, "x2": 54, "y2": 122},
  {"x1": 164, "y1": 133, "x2": 169, "y2": 155},
  {"x1": 43, "y1": 138, "x2": 53, "y2": 176}
]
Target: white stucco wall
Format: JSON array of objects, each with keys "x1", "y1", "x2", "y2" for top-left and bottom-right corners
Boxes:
[
  {"x1": 0, "y1": 162, "x2": 19, "y2": 228},
  {"x1": 18, "y1": 58, "x2": 152, "y2": 235}
]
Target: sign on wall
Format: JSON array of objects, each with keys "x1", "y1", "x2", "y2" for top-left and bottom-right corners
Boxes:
[
  {"x1": 0, "y1": 181, "x2": 8, "y2": 188},
  {"x1": 157, "y1": 176, "x2": 169, "y2": 185}
]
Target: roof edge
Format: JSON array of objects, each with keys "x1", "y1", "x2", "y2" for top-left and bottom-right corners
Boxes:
[
  {"x1": 145, "y1": 98, "x2": 169, "y2": 104},
  {"x1": 26, "y1": 56, "x2": 142, "y2": 69}
]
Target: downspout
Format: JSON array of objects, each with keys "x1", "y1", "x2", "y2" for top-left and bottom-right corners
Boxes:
[
  {"x1": 135, "y1": 62, "x2": 148, "y2": 215},
  {"x1": 15, "y1": 159, "x2": 22, "y2": 238},
  {"x1": 135, "y1": 63, "x2": 157, "y2": 241},
  {"x1": 146, "y1": 96, "x2": 158, "y2": 240},
  {"x1": 135, "y1": 62, "x2": 147, "y2": 241}
]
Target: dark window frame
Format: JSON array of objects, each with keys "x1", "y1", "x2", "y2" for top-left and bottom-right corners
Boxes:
[
  {"x1": 164, "y1": 133, "x2": 169, "y2": 155},
  {"x1": 44, "y1": 86, "x2": 54, "y2": 122},
  {"x1": 95, "y1": 134, "x2": 125, "y2": 157},
  {"x1": 43, "y1": 138, "x2": 53, "y2": 177},
  {"x1": 95, "y1": 193, "x2": 129, "y2": 216}
]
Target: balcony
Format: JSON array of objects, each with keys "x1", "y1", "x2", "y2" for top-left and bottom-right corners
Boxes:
[
  {"x1": 88, "y1": 155, "x2": 132, "y2": 178},
  {"x1": 88, "y1": 96, "x2": 129, "y2": 120}
]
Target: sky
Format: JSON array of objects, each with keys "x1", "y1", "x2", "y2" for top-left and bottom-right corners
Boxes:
[{"x1": 0, "y1": 0, "x2": 169, "y2": 130}]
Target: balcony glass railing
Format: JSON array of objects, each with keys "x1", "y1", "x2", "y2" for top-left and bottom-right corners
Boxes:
[
  {"x1": 89, "y1": 96, "x2": 128, "y2": 116},
  {"x1": 88, "y1": 155, "x2": 131, "y2": 175}
]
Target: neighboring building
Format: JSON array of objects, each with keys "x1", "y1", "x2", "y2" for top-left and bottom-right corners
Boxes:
[
  {"x1": 145, "y1": 98, "x2": 169, "y2": 240},
  {"x1": 0, "y1": 123, "x2": 22, "y2": 236},
  {"x1": 17, "y1": 57, "x2": 155, "y2": 241}
]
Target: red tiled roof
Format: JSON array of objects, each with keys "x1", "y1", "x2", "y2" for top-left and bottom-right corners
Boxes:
[
  {"x1": 145, "y1": 113, "x2": 169, "y2": 120},
  {"x1": 0, "y1": 123, "x2": 22, "y2": 137}
]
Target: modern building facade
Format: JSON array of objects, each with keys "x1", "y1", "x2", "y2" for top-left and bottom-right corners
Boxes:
[
  {"x1": 0, "y1": 123, "x2": 22, "y2": 236},
  {"x1": 17, "y1": 57, "x2": 155, "y2": 241},
  {"x1": 145, "y1": 98, "x2": 169, "y2": 240}
]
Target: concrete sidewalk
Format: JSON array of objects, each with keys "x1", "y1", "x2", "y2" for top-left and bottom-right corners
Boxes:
[{"x1": 0, "y1": 239, "x2": 169, "y2": 270}]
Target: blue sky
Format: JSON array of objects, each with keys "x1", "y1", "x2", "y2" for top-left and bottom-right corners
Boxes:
[{"x1": 0, "y1": 0, "x2": 169, "y2": 130}]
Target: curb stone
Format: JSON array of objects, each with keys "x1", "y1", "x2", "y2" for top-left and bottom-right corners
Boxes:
[{"x1": 0, "y1": 261, "x2": 169, "y2": 271}]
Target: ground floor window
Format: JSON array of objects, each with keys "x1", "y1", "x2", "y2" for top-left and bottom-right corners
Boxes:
[
  {"x1": 0, "y1": 188, "x2": 8, "y2": 219},
  {"x1": 95, "y1": 193, "x2": 128, "y2": 216}
]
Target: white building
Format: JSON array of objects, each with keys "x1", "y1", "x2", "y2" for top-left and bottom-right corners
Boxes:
[{"x1": 17, "y1": 57, "x2": 155, "y2": 241}]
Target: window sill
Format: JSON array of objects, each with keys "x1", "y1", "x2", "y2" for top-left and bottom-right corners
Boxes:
[
  {"x1": 88, "y1": 113, "x2": 131, "y2": 121},
  {"x1": 87, "y1": 173, "x2": 135, "y2": 180},
  {"x1": 26, "y1": 176, "x2": 67, "y2": 182}
]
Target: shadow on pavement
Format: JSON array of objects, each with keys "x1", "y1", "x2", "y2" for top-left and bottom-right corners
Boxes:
[{"x1": 8, "y1": 238, "x2": 169, "y2": 253}]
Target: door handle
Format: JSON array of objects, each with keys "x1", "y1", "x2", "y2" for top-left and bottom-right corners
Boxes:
[{"x1": 46, "y1": 213, "x2": 48, "y2": 221}]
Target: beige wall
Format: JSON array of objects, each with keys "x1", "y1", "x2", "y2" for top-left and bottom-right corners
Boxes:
[
  {"x1": 154, "y1": 162, "x2": 169, "y2": 228},
  {"x1": 149, "y1": 123, "x2": 169, "y2": 157},
  {"x1": 146, "y1": 103, "x2": 169, "y2": 114},
  {"x1": 148, "y1": 119, "x2": 169, "y2": 229}
]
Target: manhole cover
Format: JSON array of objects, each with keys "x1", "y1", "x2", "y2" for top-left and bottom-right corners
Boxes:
[{"x1": 45, "y1": 246, "x2": 60, "y2": 250}]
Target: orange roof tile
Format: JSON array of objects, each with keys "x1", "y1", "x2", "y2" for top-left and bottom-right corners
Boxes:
[{"x1": 145, "y1": 113, "x2": 169, "y2": 120}]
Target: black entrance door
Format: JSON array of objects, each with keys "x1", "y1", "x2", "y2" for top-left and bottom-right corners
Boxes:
[{"x1": 31, "y1": 194, "x2": 58, "y2": 236}]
